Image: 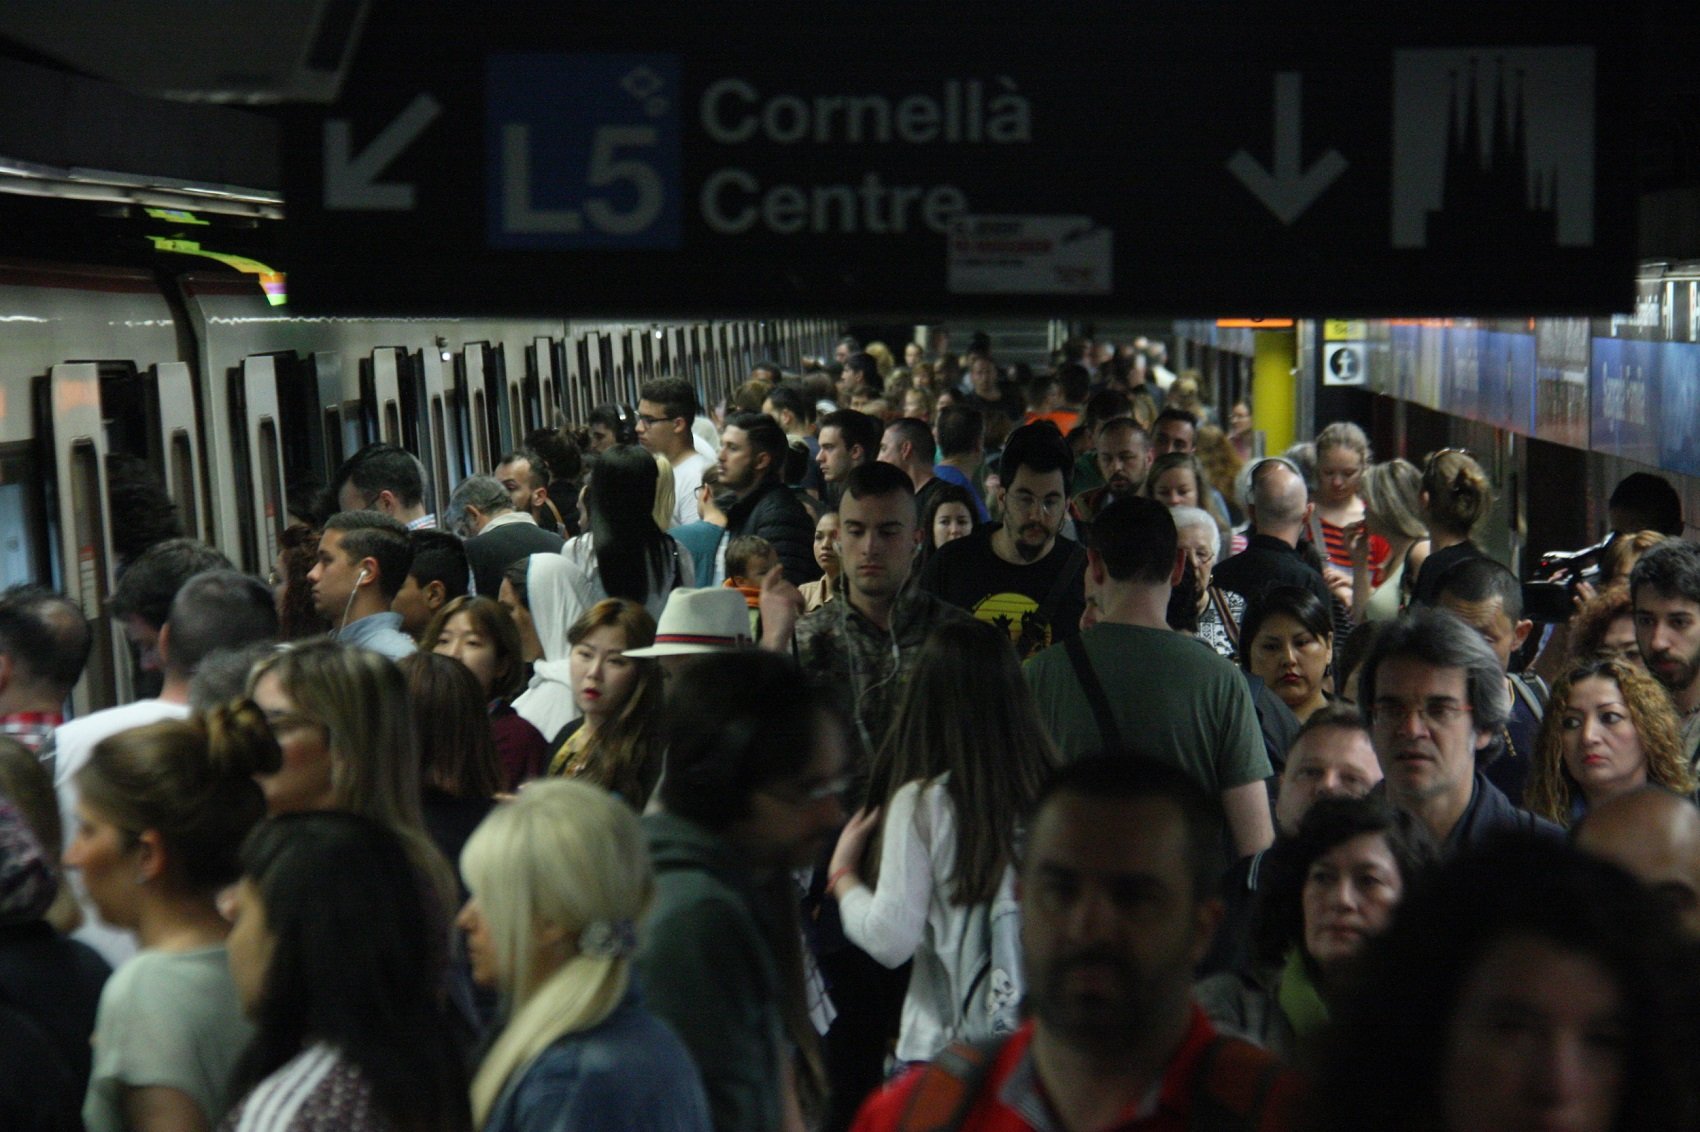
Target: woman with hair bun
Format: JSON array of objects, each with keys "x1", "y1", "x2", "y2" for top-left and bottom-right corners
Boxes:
[
  {"x1": 221, "y1": 812, "x2": 471, "y2": 1132},
  {"x1": 459, "y1": 779, "x2": 709, "y2": 1132},
  {"x1": 66, "y1": 701, "x2": 280, "y2": 1132},
  {"x1": 1409, "y1": 448, "x2": 1492, "y2": 606}
]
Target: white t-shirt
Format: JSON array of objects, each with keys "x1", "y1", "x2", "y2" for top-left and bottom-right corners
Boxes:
[
  {"x1": 671, "y1": 451, "x2": 712, "y2": 527},
  {"x1": 51, "y1": 698, "x2": 192, "y2": 967}
]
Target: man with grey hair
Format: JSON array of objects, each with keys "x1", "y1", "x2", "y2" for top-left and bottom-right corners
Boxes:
[
  {"x1": 1360, "y1": 607, "x2": 1561, "y2": 852},
  {"x1": 453, "y1": 474, "x2": 564, "y2": 599},
  {"x1": 1211, "y1": 456, "x2": 1334, "y2": 617}
]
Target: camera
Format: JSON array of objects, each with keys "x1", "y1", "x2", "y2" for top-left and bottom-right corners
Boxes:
[{"x1": 1521, "y1": 536, "x2": 1613, "y2": 624}]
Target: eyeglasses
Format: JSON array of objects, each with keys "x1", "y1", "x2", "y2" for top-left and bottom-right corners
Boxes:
[
  {"x1": 1371, "y1": 698, "x2": 1474, "y2": 730},
  {"x1": 1006, "y1": 492, "x2": 1064, "y2": 516},
  {"x1": 762, "y1": 774, "x2": 850, "y2": 807},
  {"x1": 635, "y1": 413, "x2": 676, "y2": 429}
]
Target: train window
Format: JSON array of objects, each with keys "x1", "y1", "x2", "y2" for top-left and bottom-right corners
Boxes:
[
  {"x1": 598, "y1": 335, "x2": 615, "y2": 405},
  {"x1": 357, "y1": 356, "x2": 380, "y2": 447},
  {"x1": 93, "y1": 362, "x2": 157, "y2": 469},
  {"x1": 384, "y1": 402, "x2": 401, "y2": 446},
  {"x1": 430, "y1": 396, "x2": 451, "y2": 506},
  {"x1": 642, "y1": 330, "x2": 656, "y2": 384},
  {"x1": 226, "y1": 370, "x2": 259, "y2": 572},
  {"x1": 257, "y1": 420, "x2": 284, "y2": 570},
  {"x1": 324, "y1": 407, "x2": 345, "y2": 469},
  {"x1": 68, "y1": 442, "x2": 118, "y2": 709},
  {"x1": 0, "y1": 444, "x2": 48, "y2": 588},
  {"x1": 267, "y1": 353, "x2": 320, "y2": 493},
  {"x1": 169, "y1": 432, "x2": 198, "y2": 539}
]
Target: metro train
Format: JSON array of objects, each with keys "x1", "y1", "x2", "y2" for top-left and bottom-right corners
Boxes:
[{"x1": 0, "y1": 257, "x2": 841, "y2": 713}]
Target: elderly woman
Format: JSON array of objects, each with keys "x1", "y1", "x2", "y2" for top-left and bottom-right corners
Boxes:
[
  {"x1": 1172, "y1": 504, "x2": 1243, "y2": 660},
  {"x1": 1526, "y1": 657, "x2": 1697, "y2": 826},
  {"x1": 1195, "y1": 795, "x2": 1435, "y2": 1064}
]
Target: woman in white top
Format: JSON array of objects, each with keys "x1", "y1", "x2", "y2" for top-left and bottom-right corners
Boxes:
[
  {"x1": 1351, "y1": 458, "x2": 1431, "y2": 623},
  {"x1": 827, "y1": 619, "x2": 1059, "y2": 1064},
  {"x1": 67, "y1": 704, "x2": 279, "y2": 1132}
]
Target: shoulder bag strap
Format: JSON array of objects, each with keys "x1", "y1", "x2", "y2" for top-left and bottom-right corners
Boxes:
[
  {"x1": 1209, "y1": 585, "x2": 1240, "y2": 648},
  {"x1": 1037, "y1": 541, "x2": 1089, "y2": 628},
  {"x1": 894, "y1": 1038, "x2": 1010, "y2": 1132},
  {"x1": 1065, "y1": 633, "x2": 1125, "y2": 756}
]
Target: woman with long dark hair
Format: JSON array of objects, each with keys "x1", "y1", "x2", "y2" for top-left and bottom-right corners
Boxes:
[
  {"x1": 222, "y1": 811, "x2": 470, "y2": 1132},
  {"x1": 557, "y1": 445, "x2": 689, "y2": 629},
  {"x1": 398, "y1": 652, "x2": 502, "y2": 880},
  {"x1": 423, "y1": 595, "x2": 551, "y2": 790},
  {"x1": 827, "y1": 619, "x2": 1059, "y2": 1062}
]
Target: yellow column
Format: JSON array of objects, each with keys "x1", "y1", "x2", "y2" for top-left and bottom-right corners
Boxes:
[{"x1": 1252, "y1": 329, "x2": 1297, "y2": 456}]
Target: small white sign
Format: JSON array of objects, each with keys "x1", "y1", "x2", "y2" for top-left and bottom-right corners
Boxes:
[
  {"x1": 948, "y1": 215, "x2": 1112, "y2": 295},
  {"x1": 1324, "y1": 342, "x2": 1366, "y2": 386}
]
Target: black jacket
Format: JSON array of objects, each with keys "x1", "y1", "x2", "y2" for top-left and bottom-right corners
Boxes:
[
  {"x1": 465, "y1": 519, "x2": 565, "y2": 599},
  {"x1": 726, "y1": 479, "x2": 821, "y2": 585}
]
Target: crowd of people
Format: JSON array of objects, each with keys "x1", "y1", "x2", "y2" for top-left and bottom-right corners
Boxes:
[{"x1": 5, "y1": 331, "x2": 1700, "y2": 1132}]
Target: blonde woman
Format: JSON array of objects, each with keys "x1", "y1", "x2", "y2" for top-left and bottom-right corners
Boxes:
[
  {"x1": 458, "y1": 780, "x2": 709, "y2": 1132},
  {"x1": 246, "y1": 639, "x2": 457, "y2": 916}
]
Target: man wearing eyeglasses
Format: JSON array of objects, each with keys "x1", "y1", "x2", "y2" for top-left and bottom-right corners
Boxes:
[
  {"x1": 919, "y1": 422, "x2": 1086, "y2": 661},
  {"x1": 1358, "y1": 607, "x2": 1560, "y2": 852},
  {"x1": 637, "y1": 377, "x2": 713, "y2": 526}
]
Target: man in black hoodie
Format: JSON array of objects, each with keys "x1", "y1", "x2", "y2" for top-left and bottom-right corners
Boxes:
[{"x1": 719, "y1": 412, "x2": 821, "y2": 585}]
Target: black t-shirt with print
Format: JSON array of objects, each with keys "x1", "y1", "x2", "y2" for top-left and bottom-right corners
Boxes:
[{"x1": 918, "y1": 524, "x2": 1086, "y2": 660}]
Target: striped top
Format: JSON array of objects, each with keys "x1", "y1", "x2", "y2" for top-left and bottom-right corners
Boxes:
[{"x1": 221, "y1": 1044, "x2": 387, "y2": 1132}]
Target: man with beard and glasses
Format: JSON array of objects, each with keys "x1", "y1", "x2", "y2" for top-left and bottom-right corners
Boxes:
[
  {"x1": 1069, "y1": 417, "x2": 1151, "y2": 526},
  {"x1": 1630, "y1": 540, "x2": 1700, "y2": 768},
  {"x1": 920, "y1": 423, "x2": 1086, "y2": 661},
  {"x1": 849, "y1": 758, "x2": 1304, "y2": 1132}
]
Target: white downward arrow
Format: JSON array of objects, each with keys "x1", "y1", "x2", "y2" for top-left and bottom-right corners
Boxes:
[
  {"x1": 1227, "y1": 73, "x2": 1347, "y2": 225},
  {"x1": 324, "y1": 93, "x2": 442, "y2": 211}
]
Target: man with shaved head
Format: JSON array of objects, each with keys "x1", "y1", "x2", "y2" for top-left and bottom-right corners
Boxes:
[
  {"x1": 1574, "y1": 786, "x2": 1700, "y2": 937},
  {"x1": 1211, "y1": 456, "x2": 1333, "y2": 615}
]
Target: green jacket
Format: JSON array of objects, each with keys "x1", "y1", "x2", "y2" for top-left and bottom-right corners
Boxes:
[{"x1": 636, "y1": 812, "x2": 786, "y2": 1132}]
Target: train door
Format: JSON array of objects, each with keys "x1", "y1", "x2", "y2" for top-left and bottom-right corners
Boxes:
[
  {"x1": 308, "y1": 352, "x2": 354, "y2": 479},
  {"x1": 528, "y1": 337, "x2": 557, "y2": 429},
  {"x1": 509, "y1": 343, "x2": 534, "y2": 445},
  {"x1": 150, "y1": 362, "x2": 209, "y2": 540},
  {"x1": 563, "y1": 335, "x2": 587, "y2": 425},
  {"x1": 608, "y1": 331, "x2": 634, "y2": 404},
  {"x1": 229, "y1": 356, "x2": 289, "y2": 579},
  {"x1": 38, "y1": 364, "x2": 122, "y2": 711},
  {"x1": 415, "y1": 346, "x2": 462, "y2": 517},
  {"x1": 364, "y1": 348, "x2": 406, "y2": 448}
]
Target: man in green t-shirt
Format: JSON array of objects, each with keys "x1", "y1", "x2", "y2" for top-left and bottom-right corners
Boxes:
[{"x1": 1024, "y1": 495, "x2": 1275, "y2": 860}]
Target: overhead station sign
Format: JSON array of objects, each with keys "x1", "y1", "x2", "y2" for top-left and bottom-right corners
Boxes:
[{"x1": 281, "y1": 3, "x2": 1637, "y2": 317}]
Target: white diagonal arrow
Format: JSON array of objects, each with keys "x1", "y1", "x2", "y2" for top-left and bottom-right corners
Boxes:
[
  {"x1": 1227, "y1": 73, "x2": 1347, "y2": 225},
  {"x1": 324, "y1": 93, "x2": 442, "y2": 211}
]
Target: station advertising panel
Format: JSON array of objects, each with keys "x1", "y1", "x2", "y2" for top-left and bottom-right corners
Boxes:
[
  {"x1": 1535, "y1": 318, "x2": 1590, "y2": 450},
  {"x1": 1590, "y1": 337, "x2": 1660, "y2": 467}
]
